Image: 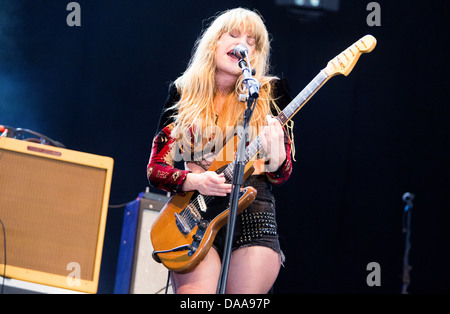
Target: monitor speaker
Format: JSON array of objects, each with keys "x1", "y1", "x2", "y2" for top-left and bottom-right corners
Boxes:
[
  {"x1": 114, "y1": 192, "x2": 171, "y2": 294},
  {"x1": 0, "y1": 137, "x2": 113, "y2": 293}
]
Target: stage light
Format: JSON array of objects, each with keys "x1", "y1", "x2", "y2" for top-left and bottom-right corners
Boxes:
[
  {"x1": 275, "y1": 0, "x2": 339, "y2": 22},
  {"x1": 310, "y1": 0, "x2": 320, "y2": 7},
  {"x1": 276, "y1": 0, "x2": 338, "y2": 11}
]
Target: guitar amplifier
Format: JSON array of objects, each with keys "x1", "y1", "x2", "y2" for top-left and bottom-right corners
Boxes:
[
  {"x1": 114, "y1": 191, "x2": 171, "y2": 294},
  {"x1": 0, "y1": 137, "x2": 113, "y2": 293}
]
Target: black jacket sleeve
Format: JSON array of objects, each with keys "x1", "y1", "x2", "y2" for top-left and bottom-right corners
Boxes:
[{"x1": 155, "y1": 82, "x2": 180, "y2": 135}]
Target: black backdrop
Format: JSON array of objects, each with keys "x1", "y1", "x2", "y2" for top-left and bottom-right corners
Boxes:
[{"x1": 1, "y1": 0, "x2": 449, "y2": 294}]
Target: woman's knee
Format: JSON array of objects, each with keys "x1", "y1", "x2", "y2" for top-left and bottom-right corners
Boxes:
[
  {"x1": 171, "y1": 247, "x2": 222, "y2": 294},
  {"x1": 226, "y1": 246, "x2": 281, "y2": 294}
]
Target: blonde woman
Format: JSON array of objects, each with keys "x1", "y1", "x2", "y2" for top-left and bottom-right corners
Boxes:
[{"x1": 147, "y1": 8, "x2": 293, "y2": 294}]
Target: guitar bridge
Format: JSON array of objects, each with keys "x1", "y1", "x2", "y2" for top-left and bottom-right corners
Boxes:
[
  {"x1": 174, "y1": 212, "x2": 190, "y2": 235},
  {"x1": 175, "y1": 200, "x2": 202, "y2": 235}
]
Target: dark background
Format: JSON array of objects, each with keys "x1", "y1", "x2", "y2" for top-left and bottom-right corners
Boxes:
[{"x1": 1, "y1": 0, "x2": 448, "y2": 294}]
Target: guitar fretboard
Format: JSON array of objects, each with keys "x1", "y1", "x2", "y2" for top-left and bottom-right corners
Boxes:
[{"x1": 222, "y1": 70, "x2": 329, "y2": 181}]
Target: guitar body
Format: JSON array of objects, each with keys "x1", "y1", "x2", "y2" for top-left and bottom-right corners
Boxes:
[{"x1": 150, "y1": 135, "x2": 257, "y2": 273}]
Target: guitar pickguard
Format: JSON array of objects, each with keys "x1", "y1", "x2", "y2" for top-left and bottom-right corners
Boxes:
[{"x1": 175, "y1": 189, "x2": 249, "y2": 235}]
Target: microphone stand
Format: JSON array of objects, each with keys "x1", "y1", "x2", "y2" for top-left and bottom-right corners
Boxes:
[
  {"x1": 216, "y1": 55, "x2": 260, "y2": 294},
  {"x1": 401, "y1": 192, "x2": 414, "y2": 294}
]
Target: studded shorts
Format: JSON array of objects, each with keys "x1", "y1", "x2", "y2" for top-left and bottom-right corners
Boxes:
[{"x1": 212, "y1": 175, "x2": 284, "y2": 263}]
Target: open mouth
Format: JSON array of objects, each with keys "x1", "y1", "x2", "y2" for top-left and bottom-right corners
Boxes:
[{"x1": 227, "y1": 51, "x2": 240, "y2": 61}]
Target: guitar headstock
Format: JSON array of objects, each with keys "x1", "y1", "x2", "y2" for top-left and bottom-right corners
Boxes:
[{"x1": 324, "y1": 35, "x2": 377, "y2": 77}]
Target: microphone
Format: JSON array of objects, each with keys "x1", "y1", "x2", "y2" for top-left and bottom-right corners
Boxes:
[
  {"x1": 233, "y1": 44, "x2": 248, "y2": 60},
  {"x1": 402, "y1": 192, "x2": 415, "y2": 203},
  {"x1": 233, "y1": 44, "x2": 260, "y2": 98}
]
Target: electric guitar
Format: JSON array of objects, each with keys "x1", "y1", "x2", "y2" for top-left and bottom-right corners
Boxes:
[{"x1": 150, "y1": 35, "x2": 377, "y2": 273}]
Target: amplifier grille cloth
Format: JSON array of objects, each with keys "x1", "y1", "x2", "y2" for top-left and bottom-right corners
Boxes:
[{"x1": 0, "y1": 149, "x2": 106, "y2": 280}]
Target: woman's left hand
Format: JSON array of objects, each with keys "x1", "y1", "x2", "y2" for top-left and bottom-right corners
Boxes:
[{"x1": 260, "y1": 115, "x2": 286, "y2": 172}]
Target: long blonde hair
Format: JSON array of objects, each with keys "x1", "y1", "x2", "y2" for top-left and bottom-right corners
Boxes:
[{"x1": 170, "y1": 8, "x2": 280, "y2": 142}]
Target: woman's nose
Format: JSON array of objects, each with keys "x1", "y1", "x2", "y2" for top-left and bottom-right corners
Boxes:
[{"x1": 235, "y1": 35, "x2": 248, "y2": 46}]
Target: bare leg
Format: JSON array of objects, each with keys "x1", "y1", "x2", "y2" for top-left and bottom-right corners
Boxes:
[
  {"x1": 171, "y1": 247, "x2": 222, "y2": 294},
  {"x1": 225, "y1": 246, "x2": 281, "y2": 294}
]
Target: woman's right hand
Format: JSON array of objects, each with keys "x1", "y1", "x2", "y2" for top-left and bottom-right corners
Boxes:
[{"x1": 182, "y1": 171, "x2": 232, "y2": 196}]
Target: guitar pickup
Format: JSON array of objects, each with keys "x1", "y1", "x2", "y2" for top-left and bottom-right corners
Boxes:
[{"x1": 197, "y1": 194, "x2": 207, "y2": 212}]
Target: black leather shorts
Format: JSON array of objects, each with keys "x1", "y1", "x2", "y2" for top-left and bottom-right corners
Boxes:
[{"x1": 212, "y1": 175, "x2": 284, "y2": 263}]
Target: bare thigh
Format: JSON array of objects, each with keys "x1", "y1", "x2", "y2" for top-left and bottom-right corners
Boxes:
[
  {"x1": 226, "y1": 246, "x2": 281, "y2": 294},
  {"x1": 171, "y1": 247, "x2": 222, "y2": 294}
]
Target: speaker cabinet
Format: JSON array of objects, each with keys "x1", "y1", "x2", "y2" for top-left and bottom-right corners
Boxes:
[
  {"x1": 0, "y1": 137, "x2": 113, "y2": 293},
  {"x1": 114, "y1": 192, "x2": 171, "y2": 294}
]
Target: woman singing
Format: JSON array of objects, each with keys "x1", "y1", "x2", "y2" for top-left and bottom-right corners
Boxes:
[{"x1": 147, "y1": 7, "x2": 294, "y2": 294}]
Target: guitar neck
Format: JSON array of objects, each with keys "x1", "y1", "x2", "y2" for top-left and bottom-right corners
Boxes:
[
  {"x1": 276, "y1": 70, "x2": 329, "y2": 127},
  {"x1": 222, "y1": 70, "x2": 329, "y2": 180},
  {"x1": 222, "y1": 34, "x2": 377, "y2": 180},
  {"x1": 247, "y1": 70, "x2": 329, "y2": 160}
]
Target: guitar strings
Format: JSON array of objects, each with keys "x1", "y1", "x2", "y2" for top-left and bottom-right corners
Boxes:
[
  {"x1": 178, "y1": 132, "x2": 264, "y2": 229},
  {"x1": 178, "y1": 70, "x2": 331, "y2": 231}
]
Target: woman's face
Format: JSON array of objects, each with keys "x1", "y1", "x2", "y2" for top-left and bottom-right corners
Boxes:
[{"x1": 214, "y1": 28, "x2": 256, "y2": 80}]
